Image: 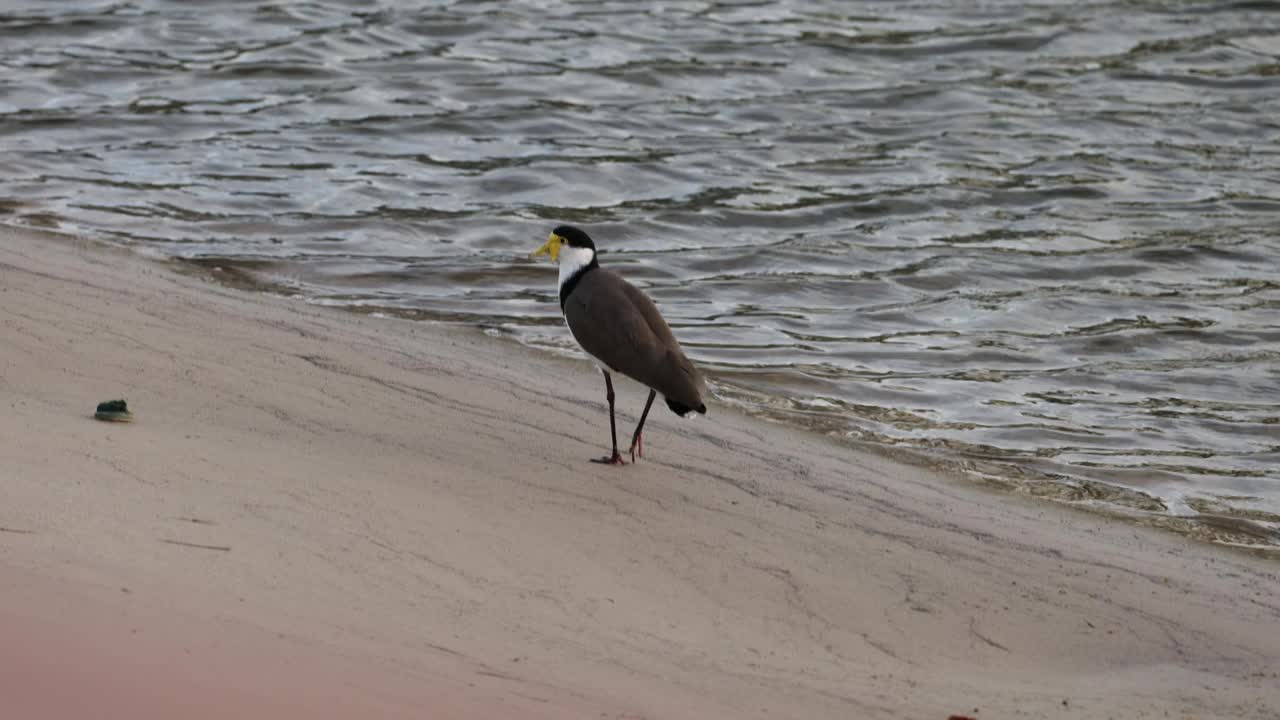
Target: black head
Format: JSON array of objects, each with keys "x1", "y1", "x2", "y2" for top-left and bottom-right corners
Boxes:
[{"x1": 552, "y1": 225, "x2": 596, "y2": 251}]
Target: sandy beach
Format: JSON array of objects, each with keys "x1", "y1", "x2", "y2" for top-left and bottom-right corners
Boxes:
[{"x1": 2, "y1": 225, "x2": 1277, "y2": 719}]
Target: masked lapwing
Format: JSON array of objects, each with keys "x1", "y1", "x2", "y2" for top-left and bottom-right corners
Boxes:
[{"x1": 532, "y1": 225, "x2": 707, "y2": 465}]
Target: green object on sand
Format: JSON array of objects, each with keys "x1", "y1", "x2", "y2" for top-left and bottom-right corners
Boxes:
[{"x1": 94, "y1": 399, "x2": 134, "y2": 422}]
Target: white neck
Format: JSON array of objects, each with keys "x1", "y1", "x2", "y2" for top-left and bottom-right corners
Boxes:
[{"x1": 557, "y1": 246, "x2": 597, "y2": 291}]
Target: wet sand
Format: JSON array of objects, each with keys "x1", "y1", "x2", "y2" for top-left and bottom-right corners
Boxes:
[{"x1": 2, "y1": 226, "x2": 1277, "y2": 719}]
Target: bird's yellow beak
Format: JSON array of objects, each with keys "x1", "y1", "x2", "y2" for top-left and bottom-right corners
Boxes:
[{"x1": 531, "y1": 232, "x2": 563, "y2": 263}]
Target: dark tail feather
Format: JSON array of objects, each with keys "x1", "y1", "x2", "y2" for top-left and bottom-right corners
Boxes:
[{"x1": 665, "y1": 398, "x2": 707, "y2": 417}]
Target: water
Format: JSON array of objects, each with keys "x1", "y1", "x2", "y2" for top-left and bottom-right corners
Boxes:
[{"x1": 3, "y1": 0, "x2": 1279, "y2": 547}]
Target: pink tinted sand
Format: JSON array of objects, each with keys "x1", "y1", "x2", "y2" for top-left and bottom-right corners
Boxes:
[{"x1": 2, "y1": 567, "x2": 453, "y2": 720}]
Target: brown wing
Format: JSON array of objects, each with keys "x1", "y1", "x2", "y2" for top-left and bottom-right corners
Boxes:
[{"x1": 563, "y1": 269, "x2": 705, "y2": 411}]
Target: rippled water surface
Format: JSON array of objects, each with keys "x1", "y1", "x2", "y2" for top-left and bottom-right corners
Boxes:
[{"x1": 4, "y1": 0, "x2": 1279, "y2": 545}]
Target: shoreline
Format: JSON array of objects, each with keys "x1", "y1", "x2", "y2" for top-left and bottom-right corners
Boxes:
[
  {"x1": 174, "y1": 239, "x2": 1280, "y2": 553},
  {"x1": 3, "y1": 225, "x2": 1278, "y2": 719}
]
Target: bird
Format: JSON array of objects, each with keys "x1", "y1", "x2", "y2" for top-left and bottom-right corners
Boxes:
[{"x1": 532, "y1": 225, "x2": 706, "y2": 465}]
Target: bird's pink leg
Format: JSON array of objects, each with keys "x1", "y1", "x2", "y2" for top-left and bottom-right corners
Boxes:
[{"x1": 627, "y1": 389, "x2": 656, "y2": 463}]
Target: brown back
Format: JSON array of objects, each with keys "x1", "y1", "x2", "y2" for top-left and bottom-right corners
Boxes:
[{"x1": 563, "y1": 268, "x2": 705, "y2": 410}]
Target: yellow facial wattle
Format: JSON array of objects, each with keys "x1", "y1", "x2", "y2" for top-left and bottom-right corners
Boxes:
[{"x1": 531, "y1": 232, "x2": 563, "y2": 262}]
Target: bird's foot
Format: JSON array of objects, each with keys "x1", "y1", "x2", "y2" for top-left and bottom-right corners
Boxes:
[
  {"x1": 628, "y1": 433, "x2": 643, "y2": 463},
  {"x1": 591, "y1": 451, "x2": 627, "y2": 466}
]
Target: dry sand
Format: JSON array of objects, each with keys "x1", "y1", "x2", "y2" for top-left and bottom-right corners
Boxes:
[{"x1": 1, "y1": 226, "x2": 1277, "y2": 719}]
